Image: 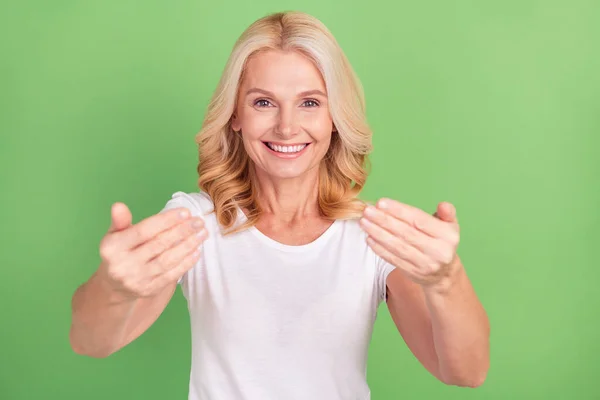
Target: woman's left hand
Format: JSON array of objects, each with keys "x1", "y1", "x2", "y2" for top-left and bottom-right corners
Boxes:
[{"x1": 360, "y1": 198, "x2": 461, "y2": 287}]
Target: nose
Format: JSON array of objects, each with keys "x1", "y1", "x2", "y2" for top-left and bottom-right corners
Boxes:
[{"x1": 274, "y1": 106, "x2": 300, "y2": 138}]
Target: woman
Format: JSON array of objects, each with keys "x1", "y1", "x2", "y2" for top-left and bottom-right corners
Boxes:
[{"x1": 69, "y1": 11, "x2": 490, "y2": 400}]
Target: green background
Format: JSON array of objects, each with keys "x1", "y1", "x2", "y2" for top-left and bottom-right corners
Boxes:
[{"x1": 1, "y1": 0, "x2": 598, "y2": 399}]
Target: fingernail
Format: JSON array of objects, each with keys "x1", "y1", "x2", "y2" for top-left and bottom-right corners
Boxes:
[
  {"x1": 179, "y1": 210, "x2": 190, "y2": 219},
  {"x1": 196, "y1": 229, "x2": 207, "y2": 239},
  {"x1": 191, "y1": 219, "x2": 203, "y2": 229},
  {"x1": 377, "y1": 199, "x2": 388, "y2": 209},
  {"x1": 364, "y1": 206, "x2": 376, "y2": 216}
]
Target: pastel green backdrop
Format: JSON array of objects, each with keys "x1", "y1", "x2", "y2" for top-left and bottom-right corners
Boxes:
[{"x1": 1, "y1": 0, "x2": 598, "y2": 399}]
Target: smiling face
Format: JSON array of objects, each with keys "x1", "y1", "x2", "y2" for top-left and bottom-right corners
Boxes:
[{"x1": 231, "y1": 50, "x2": 335, "y2": 181}]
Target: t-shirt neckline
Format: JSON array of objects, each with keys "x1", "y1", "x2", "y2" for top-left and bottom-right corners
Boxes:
[{"x1": 236, "y1": 206, "x2": 341, "y2": 253}]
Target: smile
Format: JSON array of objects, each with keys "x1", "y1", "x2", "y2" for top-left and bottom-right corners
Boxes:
[{"x1": 263, "y1": 142, "x2": 309, "y2": 154}]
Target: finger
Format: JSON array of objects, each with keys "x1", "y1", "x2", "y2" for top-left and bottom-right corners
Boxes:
[
  {"x1": 364, "y1": 206, "x2": 457, "y2": 266},
  {"x1": 435, "y1": 202, "x2": 458, "y2": 223},
  {"x1": 115, "y1": 207, "x2": 192, "y2": 249},
  {"x1": 147, "y1": 227, "x2": 208, "y2": 276},
  {"x1": 359, "y1": 217, "x2": 432, "y2": 273},
  {"x1": 367, "y1": 236, "x2": 445, "y2": 285},
  {"x1": 162, "y1": 246, "x2": 203, "y2": 284},
  {"x1": 363, "y1": 205, "x2": 436, "y2": 256},
  {"x1": 365, "y1": 236, "x2": 424, "y2": 279},
  {"x1": 376, "y1": 198, "x2": 446, "y2": 237},
  {"x1": 133, "y1": 216, "x2": 205, "y2": 262},
  {"x1": 108, "y1": 202, "x2": 133, "y2": 233},
  {"x1": 433, "y1": 202, "x2": 461, "y2": 246}
]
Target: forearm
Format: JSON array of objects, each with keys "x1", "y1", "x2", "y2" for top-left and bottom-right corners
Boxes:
[
  {"x1": 69, "y1": 271, "x2": 139, "y2": 357},
  {"x1": 423, "y1": 257, "x2": 490, "y2": 387}
]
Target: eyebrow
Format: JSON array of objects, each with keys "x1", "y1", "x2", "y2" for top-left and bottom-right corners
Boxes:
[{"x1": 245, "y1": 88, "x2": 327, "y2": 98}]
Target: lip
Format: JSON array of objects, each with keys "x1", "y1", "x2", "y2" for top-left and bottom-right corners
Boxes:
[{"x1": 262, "y1": 141, "x2": 311, "y2": 159}]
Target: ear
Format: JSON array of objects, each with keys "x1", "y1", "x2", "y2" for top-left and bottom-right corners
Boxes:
[{"x1": 231, "y1": 113, "x2": 241, "y2": 132}]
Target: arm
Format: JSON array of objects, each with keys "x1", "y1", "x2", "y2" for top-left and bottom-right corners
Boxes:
[
  {"x1": 69, "y1": 272, "x2": 177, "y2": 358},
  {"x1": 69, "y1": 201, "x2": 207, "y2": 357},
  {"x1": 385, "y1": 256, "x2": 490, "y2": 387},
  {"x1": 361, "y1": 198, "x2": 490, "y2": 387}
]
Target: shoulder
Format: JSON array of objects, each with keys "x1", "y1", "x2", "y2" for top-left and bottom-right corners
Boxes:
[
  {"x1": 161, "y1": 190, "x2": 228, "y2": 242},
  {"x1": 337, "y1": 216, "x2": 366, "y2": 238},
  {"x1": 161, "y1": 190, "x2": 215, "y2": 216}
]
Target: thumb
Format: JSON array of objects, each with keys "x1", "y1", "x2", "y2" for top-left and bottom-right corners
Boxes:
[
  {"x1": 108, "y1": 202, "x2": 133, "y2": 233},
  {"x1": 434, "y1": 201, "x2": 457, "y2": 223}
]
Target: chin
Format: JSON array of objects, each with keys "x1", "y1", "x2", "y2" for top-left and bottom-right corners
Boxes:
[{"x1": 261, "y1": 164, "x2": 316, "y2": 180}]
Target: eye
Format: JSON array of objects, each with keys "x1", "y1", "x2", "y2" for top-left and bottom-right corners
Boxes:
[
  {"x1": 254, "y1": 99, "x2": 273, "y2": 107},
  {"x1": 302, "y1": 99, "x2": 319, "y2": 107}
]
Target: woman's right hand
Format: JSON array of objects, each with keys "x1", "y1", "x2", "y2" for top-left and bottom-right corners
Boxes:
[{"x1": 96, "y1": 202, "x2": 208, "y2": 298}]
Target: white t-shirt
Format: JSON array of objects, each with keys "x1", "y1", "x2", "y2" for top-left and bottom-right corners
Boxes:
[{"x1": 161, "y1": 191, "x2": 396, "y2": 400}]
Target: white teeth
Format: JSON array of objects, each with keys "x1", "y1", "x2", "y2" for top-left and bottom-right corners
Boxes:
[{"x1": 267, "y1": 143, "x2": 307, "y2": 153}]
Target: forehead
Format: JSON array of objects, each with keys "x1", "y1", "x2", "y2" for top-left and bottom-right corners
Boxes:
[{"x1": 240, "y1": 49, "x2": 326, "y2": 92}]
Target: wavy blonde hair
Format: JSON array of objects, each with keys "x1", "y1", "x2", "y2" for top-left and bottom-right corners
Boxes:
[{"x1": 195, "y1": 11, "x2": 373, "y2": 234}]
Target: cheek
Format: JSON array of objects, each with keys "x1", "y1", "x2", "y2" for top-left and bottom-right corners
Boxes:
[
  {"x1": 317, "y1": 136, "x2": 333, "y2": 156},
  {"x1": 302, "y1": 112, "x2": 333, "y2": 138},
  {"x1": 240, "y1": 111, "x2": 273, "y2": 139}
]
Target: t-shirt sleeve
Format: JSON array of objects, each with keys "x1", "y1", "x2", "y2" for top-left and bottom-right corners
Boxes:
[
  {"x1": 375, "y1": 255, "x2": 396, "y2": 303},
  {"x1": 159, "y1": 191, "x2": 206, "y2": 286}
]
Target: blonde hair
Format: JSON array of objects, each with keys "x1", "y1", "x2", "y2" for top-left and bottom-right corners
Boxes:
[{"x1": 196, "y1": 11, "x2": 372, "y2": 234}]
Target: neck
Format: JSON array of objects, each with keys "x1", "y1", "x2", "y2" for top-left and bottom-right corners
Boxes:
[{"x1": 253, "y1": 166, "x2": 321, "y2": 222}]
